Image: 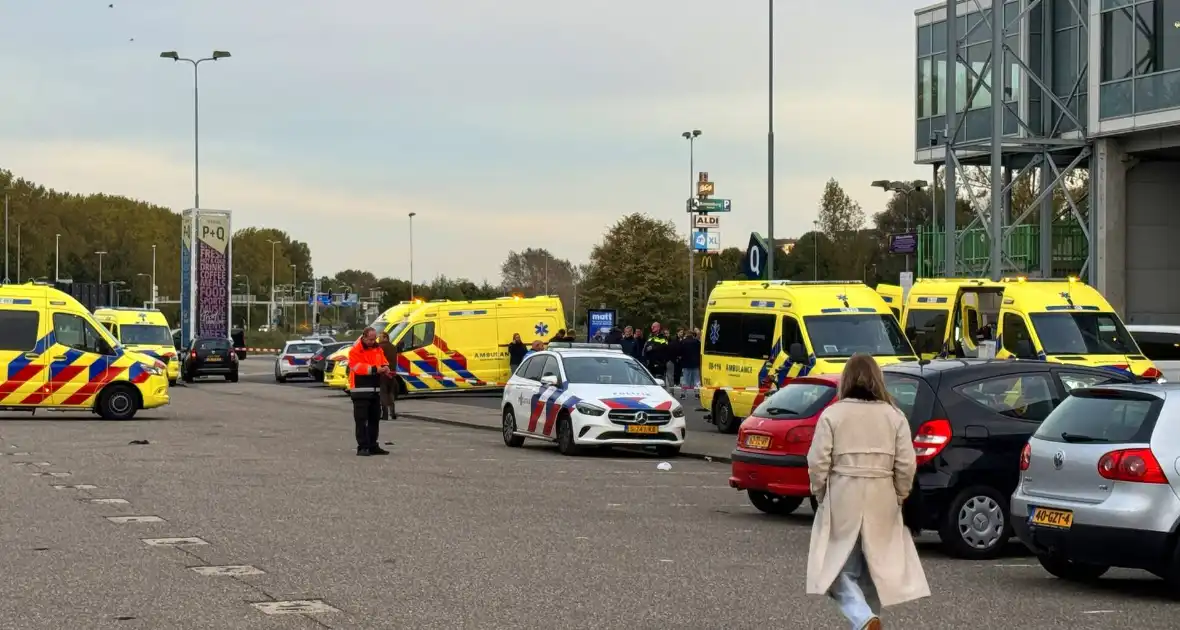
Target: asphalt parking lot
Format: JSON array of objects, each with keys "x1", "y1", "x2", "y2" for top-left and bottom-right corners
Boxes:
[{"x1": 1, "y1": 364, "x2": 1177, "y2": 629}]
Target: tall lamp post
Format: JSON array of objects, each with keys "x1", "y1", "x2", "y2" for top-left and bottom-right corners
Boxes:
[
  {"x1": 767, "y1": 0, "x2": 776, "y2": 281},
  {"x1": 408, "y1": 212, "x2": 417, "y2": 300},
  {"x1": 54, "y1": 233, "x2": 61, "y2": 284},
  {"x1": 681, "y1": 129, "x2": 701, "y2": 329},
  {"x1": 871, "y1": 179, "x2": 929, "y2": 273},
  {"x1": 150, "y1": 244, "x2": 157, "y2": 308},
  {"x1": 267, "y1": 239, "x2": 281, "y2": 327},
  {"x1": 95, "y1": 251, "x2": 107, "y2": 286},
  {"x1": 811, "y1": 221, "x2": 819, "y2": 281},
  {"x1": 235, "y1": 274, "x2": 251, "y2": 330},
  {"x1": 290, "y1": 264, "x2": 297, "y2": 333}
]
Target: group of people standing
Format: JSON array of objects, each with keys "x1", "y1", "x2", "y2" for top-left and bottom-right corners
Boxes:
[{"x1": 616, "y1": 323, "x2": 702, "y2": 395}]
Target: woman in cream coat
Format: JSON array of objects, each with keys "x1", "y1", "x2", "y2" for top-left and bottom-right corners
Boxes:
[{"x1": 806, "y1": 353, "x2": 929, "y2": 629}]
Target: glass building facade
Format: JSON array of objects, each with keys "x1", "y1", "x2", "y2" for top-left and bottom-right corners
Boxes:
[
  {"x1": 915, "y1": 0, "x2": 1091, "y2": 152},
  {"x1": 1098, "y1": 0, "x2": 1180, "y2": 119}
]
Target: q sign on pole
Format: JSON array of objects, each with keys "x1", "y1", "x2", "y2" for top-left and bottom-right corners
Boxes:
[{"x1": 743, "y1": 233, "x2": 769, "y2": 280}]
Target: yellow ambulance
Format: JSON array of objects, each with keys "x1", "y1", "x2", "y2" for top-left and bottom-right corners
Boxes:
[
  {"x1": 324, "y1": 345, "x2": 351, "y2": 392},
  {"x1": 371, "y1": 299, "x2": 433, "y2": 333},
  {"x1": 875, "y1": 283, "x2": 903, "y2": 319},
  {"x1": 894, "y1": 276, "x2": 1160, "y2": 380},
  {"x1": 387, "y1": 296, "x2": 565, "y2": 394},
  {"x1": 0, "y1": 283, "x2": 171, "y2": 419},
  {"x1": 94, "y1": 308, "x2": 181, "y2": 384},
  {"x1": 700, "y1": 280, "x2": 918, "y2": 433}
]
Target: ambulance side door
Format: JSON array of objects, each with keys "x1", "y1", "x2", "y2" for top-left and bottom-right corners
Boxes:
[
  {"x1": 47, "y1": 312, "x2": 119, "y2": 407},
  {"x1": 0, "y1": 302, "x2": 49, "y2": 406}
]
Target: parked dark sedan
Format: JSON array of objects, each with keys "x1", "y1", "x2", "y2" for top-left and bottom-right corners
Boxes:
[
  {"x1": 309, "y1": 341, "x2": 351, "y2": 382},
  {"x1": 182, "y1": 336, "x2": 239, "y2": 383},
  {"x1": 883, "y1": 359, "x2": 1134, "y2": 560}
]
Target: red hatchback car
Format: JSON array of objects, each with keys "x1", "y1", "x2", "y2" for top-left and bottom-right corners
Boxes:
[{"x1": 728, "y1": 375, "x2": 842, "y2": 515}]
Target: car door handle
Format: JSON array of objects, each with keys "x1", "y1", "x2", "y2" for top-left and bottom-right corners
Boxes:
[
  {"x1": 22, "y1": 352, "x2": 39, "y2": 360},
  {"x1": 52, "y1": 355, "x2": 69, "y2": 361}
]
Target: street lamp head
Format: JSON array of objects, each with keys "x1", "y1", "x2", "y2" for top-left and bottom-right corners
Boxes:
[
  {"x1": 409, "y1": 212, "x2": 417, "y2": 218},
  {"x1": 95, "y1": 250, "x2": 107, "y2": 255},
  {"x1": 212, "y1": 50, "x2": 231, "y2": 60},
  {"x1": 870, "y1": 180, "x2": 892, "y2": 190},
  {"x1": 913, "y1": 179, "x2": 929, "y2": 190},
  {"x1": 159, "y1": 51, "x2": 179, "y2": 60},
  {"x1": 692, "y1": 129, "x2": 702, "y2": 138}
]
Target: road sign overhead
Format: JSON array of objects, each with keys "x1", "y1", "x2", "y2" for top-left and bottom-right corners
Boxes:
[
  {"x1": 693, "y1": 213, "x2": 720, "y2": 229},
  {"x1": 695, "y1": 198, "x2": 731, "y2": 212}
]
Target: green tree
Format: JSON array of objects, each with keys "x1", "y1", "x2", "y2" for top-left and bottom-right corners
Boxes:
[
  {"x1": 581, "y1": 213, "x2": 688, "y2": 329},
  {"x1": 500, "y1": 247, "x2": 577, "y2": 312}
]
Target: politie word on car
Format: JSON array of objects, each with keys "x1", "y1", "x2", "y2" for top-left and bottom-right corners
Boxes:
[
  {"x1": 882, "y1": 358, "x2": 1133, "y2": 559},
  {"x1": 0, "y1": 283, "x2": 170, "y2": 419},
  {"x1": 729, "y1": 375, "x2": 841, "y2": 515},
  {"x1": 1012, "y1": 383, "x2": 1180, "y2": 585},
  {"x1": 500, "y1": 342, "x2": 686, "y2": 457},
  {"x1": 700, "y1": 280, "x2": 917, "y2": 434}
]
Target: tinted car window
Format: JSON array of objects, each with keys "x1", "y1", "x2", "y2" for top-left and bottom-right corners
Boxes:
[
  {"x1": 520, "y1": 356, "x2": 545, "y2": 381},
  {"x1": 1058, "y1": 371, "x2": 1122, "y2": 392},
  {"x1": 703, "y1": 312, "x2": 775, "y2": 359},
  {"x1": 286, "y1": 343, "x2": 320, "y2": 354},
  {"x1": 1034, "y1": 390, "x2": 1162, "y2": 444},
  {"x1": 956, "y1": 373, "x2": 1056, "y2": 422},
  {"x1": 750, "y1": 381, "x2": 837, "y2": 419},
  {"x1": 0, "y1": 311, "x2": 39, "y2": 351},
  {"x1": 1130, "y1": 331, "x2": 1180, "y2": 361},
  {"x1": 563, "y1": 356, "x2": 655, "y2": 386},
  {"x1": 53, "y1": 313, "x2": 109, "y2": 355},
  {"x1": 196, "y1": 338, "x2": 231, "y2": 350},
  {"x1": 1030, "y1": 312, "x2": 1139, "y2": 355},
  {"x1": 884, "y1": 374, "x2": 922, "y2": 419},
  {"x1": 904, "y1": 308, "x2": 948, "y2": 355}
]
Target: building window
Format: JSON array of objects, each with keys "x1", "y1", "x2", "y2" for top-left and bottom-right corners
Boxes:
[
  {"x1": 1133, "y1": 69, "x2": 1180, "y2": 114},
  {"x1": 967, "y1": 43, "x2": 991, "y2": 109},
  {"x1": 1099, "y1": 80, "x2": 1134, "y2": 118},
  {"x1": 1135, "y1": 1, "x2": 1157, "y2": 75},
  {"x1": 1101, "y1": 7, "x2": 1135, "y2": 81},
  {"x1": 931, "y1": 20, "x2": 947, "y2": 54},
  {"x1": 1162, "y1": 0, "x2": 1180, "y2": 71},
  {"x1": 918, "y1": 25, "x2": 933, "y2": 56},
  {"x1": 919, "y1": 58, "x2": 933, "y2": 118},
  {"x1": 934, "y1": 57, "x2": 947, "y2": 115}
]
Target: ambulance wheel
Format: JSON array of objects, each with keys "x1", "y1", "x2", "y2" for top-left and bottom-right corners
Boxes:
[
  {"x1": 555, "y1": 413, "x2": 581, "y2": 456},
  {"x1": 712, "y1": 395, "x2": 740, "y2": 434},
  {"x1": 97, "y1": 384, "x2": 139, "y2": 421},
  {"x1": 501, "y1": 406, "x2": 524, "y2": 447}
]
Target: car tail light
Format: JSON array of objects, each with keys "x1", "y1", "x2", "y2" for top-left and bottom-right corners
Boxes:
[
  {"x1": 1142, "y1": 366, "x2": 1163, "y2": 381},
  {"x1": 913, "y1": 419, "x2": 952, "y2": 466},
  {"x1": 313, "y1": 354, "x2": 323, "y2": 362},
  {"x1": 190, "y1": 350, "x2": 197, "y2": 359},
  {"x1": 1019, "y1": 443, "x2": 1031, "y2": 471},
  {"x1": 282, "y1": 355, "x2": 293, "y2": 364},
  {"x1": 785, "y1": 426, "x2": 814, "y2": 444},
  {"x1": 1097, "y1": 448, "x2": 1168, "y2": 484},
  {"x1": 230, "y1": 353, "x2": 238, "y2": 362}
]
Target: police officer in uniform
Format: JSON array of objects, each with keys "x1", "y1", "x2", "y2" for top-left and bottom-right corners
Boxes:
[
  {"x1": 644, "y1": 322, "x2": 670, "y2": 384},
  {"x1": 348, "y1": 327, "x2": 391, "y2": 456}
]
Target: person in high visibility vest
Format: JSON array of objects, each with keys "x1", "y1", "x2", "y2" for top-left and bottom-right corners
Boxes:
[{"x1": 348, "y1": 327, "x2": 391, "y2": 456}]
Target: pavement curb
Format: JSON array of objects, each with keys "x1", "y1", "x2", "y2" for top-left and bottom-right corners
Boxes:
[{"x1": 399, "y1": 413, "x2": 733, "y2": 464}]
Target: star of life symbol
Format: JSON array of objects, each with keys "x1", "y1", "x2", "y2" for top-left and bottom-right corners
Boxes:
[
  {"x1": 709, "y1": 320, "x2": 721, "y2": 345},
  {"x1": 535, "y1": 322, "x2": 549, "y2": 336}
]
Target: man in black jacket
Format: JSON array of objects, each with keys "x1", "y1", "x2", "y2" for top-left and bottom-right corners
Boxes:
[
  {"x1": 678, "y1": 330, "x2": 702, "y2": 400},
  {"x1": 620, "y1": 326, "x2": 637, "y2": 356}
]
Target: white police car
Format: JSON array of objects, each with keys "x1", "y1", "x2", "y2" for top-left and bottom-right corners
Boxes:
[{"x1": 500, "y1": 342, "x2": 686, "y2": 456}]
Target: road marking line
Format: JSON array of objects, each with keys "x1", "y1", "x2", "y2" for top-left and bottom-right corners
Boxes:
[
  {"x1": 252, "y1": 600, "x2": 339, "y2": 615},
  {"x1": 142, "y1": 537, "x2": 208, "y2": 546},
  {"x1": 52, "y1": 484, "x2": 97, "y2": 490},
  {"x1": 85, "y1": 498, "x2": 130, "y2": 504},
  {"x1": 191, "y1": 565, "x2": 266, "y2": 576},
  {"x1": 107, "y1": 516, "x2": 165, "y2": 523}
]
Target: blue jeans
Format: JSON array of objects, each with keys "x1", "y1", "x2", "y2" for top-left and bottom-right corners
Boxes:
[
  {"x1": 680, "y1": 367, "x2": 700, "y2": 389},
  {"x1": 827, "y1": 539, "x2": 880, "y2": 629}
]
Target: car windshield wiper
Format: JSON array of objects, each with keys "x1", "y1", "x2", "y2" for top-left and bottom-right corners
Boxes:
[
  {"x1": 766, "y1": 407, "x2": 799, "y2": 415},
  {"x1": 1061, "y1": 432, "x2": 1107, "y2": 443}
]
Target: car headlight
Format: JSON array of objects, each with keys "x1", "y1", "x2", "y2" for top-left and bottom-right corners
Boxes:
[
  {"x1": 144, "y1": 364, "x2": 164, "y2": 376},
  {"x1": 672, "y1": 405, "x2": 685, "y2": 418},
  {"x1": 575, "y1": 402, "x2": 606, "y2": 416}
]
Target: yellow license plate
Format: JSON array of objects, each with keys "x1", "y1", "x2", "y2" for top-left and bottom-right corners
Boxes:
[
  {"x1": 1030, "y1": 507, "x2": 1073, "y2": 529},
  {"x1": 625, "y1": 425, "x2": 659, "y2": 435},
  {"x1": 206, "y1": 356, "x2": 221, "y2": 362},
  {"x1": 745, "y1": 435, "x2": 771, "y2": 449}
]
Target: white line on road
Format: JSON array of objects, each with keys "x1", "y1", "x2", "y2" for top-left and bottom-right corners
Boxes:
[{"x1": 107, "y1": 516, "x2": 166, "y2": 523}]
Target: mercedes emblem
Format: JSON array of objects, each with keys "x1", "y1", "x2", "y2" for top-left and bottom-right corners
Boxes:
[
  {"x1": 1053, "y1": 451, "x2": 1065, "y2": 469},
  {"x1": 634, "y1": 412, "x2": 648, "y2": 425}
]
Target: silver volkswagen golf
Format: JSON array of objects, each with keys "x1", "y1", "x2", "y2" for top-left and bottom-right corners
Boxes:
[{"x1": 1011, "y1": 383, "x2": 1180, "y2": 583}]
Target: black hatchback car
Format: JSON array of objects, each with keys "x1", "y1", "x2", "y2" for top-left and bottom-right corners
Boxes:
[
  {"x1": 883, "y1": 359, "x2": 1134, "y2": 560},
  {"x1": 309, "y1": 341, "x2": 351, "y2": 381},
  {"x1": 181, "y1": 336, "x2": 239, "y2": 383}
]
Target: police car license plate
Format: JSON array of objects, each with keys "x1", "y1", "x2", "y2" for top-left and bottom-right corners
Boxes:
[
  {"x1": 625, "y1": 425, "x2": 659, "y2": 435},
  {"x1": 1030, "y1": 507, "x2": 1073, "y2": 529}
]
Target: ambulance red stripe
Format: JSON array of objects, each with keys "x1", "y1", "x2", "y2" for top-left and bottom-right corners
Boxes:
[
  {"x1": 0, "y1": 364, "x2": 44, "y2": 398},
  {"x1": 61, "y1": 366, "x2": 126, "y2": 406}
]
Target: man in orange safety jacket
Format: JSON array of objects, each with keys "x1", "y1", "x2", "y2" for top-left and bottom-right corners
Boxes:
[{"x1": 348, "y1": 327, "x2": 391, "y2": 456}]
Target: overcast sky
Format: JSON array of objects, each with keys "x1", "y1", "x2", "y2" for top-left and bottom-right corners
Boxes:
[{"x1": 0, "y1": 0, "x2": 927, "y2": 282}]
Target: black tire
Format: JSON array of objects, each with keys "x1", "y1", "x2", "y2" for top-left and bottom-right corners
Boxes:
[
  {"x1": 183, "y1": 373, "x2": 194, "y2": 383},
  {"x1": 747, "y1": 490, "x2": 804, "y2": 515},
  {"x1": 227, "y1": 373, "x2": 238, "y2": 383},
  {"x1": 1037, "y1": 553, "x2": 1109, "y2": 582},
  {"x1": 275, "y1": 369, "x2": 286, "y2": 384},
  {"x1": 655, "y1": 445, "x2": 681, "y2": 458},
  {"x1": 712, "y1": 394, "x2": 740, "y2": 434},
  {"x1": 168, "y1": 379, "x2": 177, "y2": 386},
  {"x1": 97, "y1": 384, "x2": 139, "y2": 420},
  {"x1": 939, "y1": 485, "x2": 1011, "y2": 560},
  {"x1": 502, "y1": 406, "x2": 525, "y2": 447},
  {"x1": 555, "y1": 414, "x2": 581, "y2": 456}
]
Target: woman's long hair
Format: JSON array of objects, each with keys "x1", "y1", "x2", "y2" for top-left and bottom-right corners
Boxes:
[{"x1": 837, "y1": 353, "x2": 895, "y2": 406}]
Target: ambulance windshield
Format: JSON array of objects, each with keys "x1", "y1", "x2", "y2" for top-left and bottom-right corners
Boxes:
[
  {"x1": 120, "y1": 324, "x2": 173, "y2": 346},
  {"x1": 804, "y1": 314, "x2": 912, "y2": 358},
  {"x1": 1030, "y1": 312, "x2": 1139, "y2": 356}
]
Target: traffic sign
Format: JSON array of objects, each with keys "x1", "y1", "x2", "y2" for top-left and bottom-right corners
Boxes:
[
  {"x1": 692, "y1": 198, "x2": 731, "y2": 213},
  {"x1": 696, "y1": 181, "x2": 715, "y2": 197},
  {"x1": 743, "y1": 232, "x2": 769, "y2": 279},
  {"x1": 692, "y1": 229, "x2": 720, "y2": 253},
  {"x1": 693, "y1": 213, "x2": 720, "y2": 229}
]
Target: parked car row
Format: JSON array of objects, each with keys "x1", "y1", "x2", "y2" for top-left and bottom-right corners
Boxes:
[{"x1": 727, "y1": 358, "x2": 1180, "y2": 586}]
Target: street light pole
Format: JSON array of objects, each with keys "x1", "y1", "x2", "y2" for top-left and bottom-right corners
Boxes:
[
  {"x1": 812, "y1": 221, "x2": 819, "y2": 281},
  {"x1": 290, "y1": 264, "x2": 297, "y2": 332},
  {"x1": 767, "y1": 0, "x2": 776, "y2": 282},
  {"x1": 3, "y1": 193, "x2": 8, "y2": 283},
  {"x1": 681, "y1": 129, "x2": 702, "y2": 329},
  {"x1": 55, "y1": 233, "x2": 61, "y2": 284},
  {"x1": 267, "y1": 239, "x2": 280, "y2": 327},
  {"x1": 95, "y1": 251, "x2": 107, "y2": 285},
  {"x1": 159, "y1": 50, "x2": 230, "y2": 214},
  {"x1": 151, "y1": 244, "x2": 157, "y2": 308},
  {"x1": 15, "y1": 223, "x2": 20, "y2": 283},
  {"x1": 408, "y1": 212, "x2": 417, "y2": 300}
]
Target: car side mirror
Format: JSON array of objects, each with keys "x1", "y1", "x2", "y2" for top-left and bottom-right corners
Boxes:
[
  {"x1": 540, "y1": 374, "x2": 559, "y2": 386},
  {"x1": 1016, "y1": 339, "x2": 1037, "y2": 360},
  {"x1": 654, "y1": 378, "x2": 665, "y2": 387},
  {"x1": 788, "y1": 342, "x2": 808, "y2": 364}
]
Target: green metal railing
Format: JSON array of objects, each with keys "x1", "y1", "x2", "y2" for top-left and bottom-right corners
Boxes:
[{"x1": 915, "y1": 224, "x2": 1087, "y2": 278}]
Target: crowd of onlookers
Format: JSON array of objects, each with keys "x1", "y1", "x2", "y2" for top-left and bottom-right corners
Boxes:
[{"x1": 504, "y1": 322, "x2": 703, "y2": 396}]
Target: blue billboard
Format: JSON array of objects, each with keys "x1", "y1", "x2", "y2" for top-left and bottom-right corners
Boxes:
[{"x1": 587, "y1": 309, "x2": 616, "y2": 342}]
